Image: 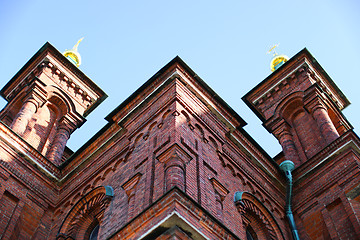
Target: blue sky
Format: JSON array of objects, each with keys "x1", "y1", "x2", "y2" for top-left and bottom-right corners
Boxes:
[{"x1": 1, "y1": 0, "x2": 359, "y2": 157}]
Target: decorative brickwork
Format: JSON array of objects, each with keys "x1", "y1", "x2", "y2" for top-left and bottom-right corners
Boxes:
[
  {"x1": 0, "y1": 43, "x2": 359, "y2": 239},
  {"x1": 57, "y1": 186, "x2": 114, "y2": 240},
  {"x1": 234, "y1": 191, "x2": 285, "y2": 240}
]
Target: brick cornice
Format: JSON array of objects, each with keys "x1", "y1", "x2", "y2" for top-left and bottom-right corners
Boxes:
[
  {"x1": 0, "y1": 122, "x2": 61, "y2": 180},
  {"x1": 108, "y1": 187, "x2": 241, "y2": 240},
  {"x1": 243, "y1": 48, "x2": 350, "y2": 123},
  {"x1": 1, "y1": 42, "x2": 107, "y2": 117}
]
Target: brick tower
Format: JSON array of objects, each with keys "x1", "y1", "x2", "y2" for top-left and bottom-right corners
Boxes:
[
  {"x1": 0, "y1": 43, "x2": 359, "y2": 240},
  {"x1": 243, "y1": 48, "x2": 360, "y2": 239}
]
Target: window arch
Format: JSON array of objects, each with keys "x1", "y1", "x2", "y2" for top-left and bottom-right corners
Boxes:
[
  {"x1": 246, "y1": 225, "x2": 257, "y2": 240},
  {"x1": 234, "y1": 191, "x2": 285, "y2": 240},
  {"x1": 56, "y1": 186, "x2": 114, "y2": 240}
]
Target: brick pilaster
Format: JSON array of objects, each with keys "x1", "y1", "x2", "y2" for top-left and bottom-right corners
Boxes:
[
  {"x1": 46, "y1": 118, "x2": 73, "y2": 165},
  {"x1": 157, "y1": 144, "x2": 192, "y2": 192},
  {"x1": 10, "y1": 97, "x2": 38, "y2": 136},
  {"x1": 305, "y1": 98, "x2": 339, "y2": 144},
  {"x1": 164, "y1": 156, "x2": 185, "y2": 191}
]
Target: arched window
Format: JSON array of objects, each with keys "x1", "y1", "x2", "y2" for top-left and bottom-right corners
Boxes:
[
  {"x1": 234, "y1": 191, "x2": 285, "y2": 240},
  {"x1": 56, "y1": 186, "x2": 114, "y2": 240}
]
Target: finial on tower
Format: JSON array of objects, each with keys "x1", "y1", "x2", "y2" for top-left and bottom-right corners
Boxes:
[
  {"x1": 63, "y1": 38, "x2": 84, "y2": 67},
  {"x1": 267, "y1": 44, "x2": 289, "y2": 72}
]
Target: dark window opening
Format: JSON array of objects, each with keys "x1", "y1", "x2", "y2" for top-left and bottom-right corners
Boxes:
[
  {"x1": 89, "y1": 224, "x2": 99, "y2": 240},
  {"x1": 246, "y1": 226, "x2": 257, "y2": 240}
]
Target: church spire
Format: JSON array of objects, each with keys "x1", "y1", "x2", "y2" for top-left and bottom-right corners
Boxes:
[{"x1": 63, "y1": 38, "x2": 84, "y2": 67}]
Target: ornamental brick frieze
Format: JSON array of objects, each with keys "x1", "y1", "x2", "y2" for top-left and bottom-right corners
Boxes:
[
  {"x1": 6, "y1": 66, "x2": 45, "y2": 101},
  {"x1": 125, "y1": 107, "x2": 173, "y2": 146},
  {"x1": 221, "y1": 144, "x2": 275, "y2": 188},
  {"x1": 253, "y1": 71, "x2": 297, "y2": 110},
  {"x1": 180, "y1": 110, "x2": 195, "y2": 131},
  {"x1": 56, "y1": 141, "x2": 131, "y2": 206},
  {"x1": 252, "y1": 64, "x2": 317, "y2": 117},
  {"x1": 220, "y1": 147, "x2": 284, "y2": 213},
  {"x1": 40, "y1": 60, "x2": 94, "y2": 107},
  {"x1": 174, "y1": 86, "x2": 227, "y2": 142},
  {"x1": 194, "y1": 110, "x2": 225, "y2": 142},
  {"x1": 6, "y1": 60, "x2": 94, "y2": 109},
  {"x1": 220, "y1": 148, "x2": 262, "y2": 192}
]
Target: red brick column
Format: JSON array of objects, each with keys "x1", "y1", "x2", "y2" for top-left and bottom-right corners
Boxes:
[
  {"x1": 10, "y1": 97, "x2": 38, "y2": 136},
  {"x1": 165, "y1": 157, "x2": 185, "y2": 191},
  {"x1": 47, "y1": 121, "x2": 72, "y2": 165},
  {"x1": 273, "y1": 120, "x2": 301, "y2": 167},
  {"x1": 306, "y1": 99, "x2": 339, "y2": 144}
]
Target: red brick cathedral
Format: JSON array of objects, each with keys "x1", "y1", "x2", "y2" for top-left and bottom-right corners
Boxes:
[{"x1": 0, "y1": 42, "x2": 359, "y2": 240}]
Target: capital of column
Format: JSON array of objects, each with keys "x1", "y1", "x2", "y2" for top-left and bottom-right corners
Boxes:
[
  {"x1": 24, "y1": 97, "x2": 40, "y2": 111},
  {"x1": 58, "y1": 116, "x2": 77, "y2": 135},
  {"x1": 20, "y1": 89, "x2": 47, "y2": 112},
  {"x1": 10, "y1": 94, "x2": 43, "y2": 135},
  {"x1": 272, "y1": 119, "x2": 291, "y2": 140},
  {"x1": 272, "y1": 119, "x2": 301, "y2": 166},
  {"x1": 304, "y1": 83, "x2": 327, "y2": 112},
  {"x1": 305, "y1": 96, "x2": 327, "y2": 115}
]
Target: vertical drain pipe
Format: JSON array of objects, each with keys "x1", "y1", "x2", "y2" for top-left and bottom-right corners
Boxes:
[{"x1": 279, "y1": 160, "x2": 300, "y2": 240}]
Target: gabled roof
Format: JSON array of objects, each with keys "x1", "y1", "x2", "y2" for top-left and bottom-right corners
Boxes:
[
  {"x1": 63, "y1": 55, "x2": 278, "y2": 175},
  {"x1": 106, "y1": 55, "x2": 247, "y2": 128}
]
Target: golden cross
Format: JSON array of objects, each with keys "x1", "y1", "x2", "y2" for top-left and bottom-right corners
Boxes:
[
  {"x1": 267, "y1": 44, "x2": 279, "y2": 56},
  {"x1": 72, "y1": 37, "x2": 84, "y2": 52}
]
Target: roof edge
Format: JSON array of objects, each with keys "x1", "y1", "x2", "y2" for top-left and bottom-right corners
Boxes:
[
  {"x1": 105, "y1": 55, "x2": 247, "y2": 128},
  {"x1": 0, "y1": 42, "x2": 108, "y2": 116}
]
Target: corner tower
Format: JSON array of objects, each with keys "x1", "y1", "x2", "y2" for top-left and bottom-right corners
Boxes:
[
  {"x1": 243, "y1": 48, "x2": 351, "y2": 167},
  {"x1": 244, "y1": 49, "x2": 360, "y2": 239},
  {"x1": 0, "y1": 42, "x2": 106, "y2": 165}
]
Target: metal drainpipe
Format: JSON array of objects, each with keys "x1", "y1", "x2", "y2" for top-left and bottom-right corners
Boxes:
[{"x1": 279, "y1": 160, "x2": 300, "y2": 240}]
